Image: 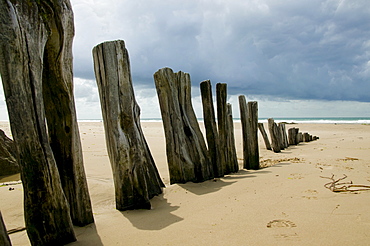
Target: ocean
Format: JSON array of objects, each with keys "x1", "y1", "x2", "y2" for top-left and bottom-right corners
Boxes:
[{"x1": 77, "y1": 117, "x2": 370, "y2": 124}]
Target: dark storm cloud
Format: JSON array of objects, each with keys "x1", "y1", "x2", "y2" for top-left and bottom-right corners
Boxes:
[{"x1": 71, "y1": 0, "x2": 370, "y2": 102}]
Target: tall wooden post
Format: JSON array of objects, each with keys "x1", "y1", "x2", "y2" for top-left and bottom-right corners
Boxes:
[
  {"x1": 0, "y1": 1, "x2": 83, "y2": 244},
  {"x1": 200, "y1": 80, "x2": 223, "y2": 177},
  {"x1": 258, "y1": 123, "x2": 272, "y2": 150},
  {"x1": 154, "y1": 68, "x2": 212, "y2": 184},
  {"x1": 238, "y1": 96, "x2": 249, "y2": 169},
  {"x1": 268, "y1": 118, "x2": 281, "y2": 153},
  {"x1": 0, "y1": 211, "x2": 11, "y2": 246},
  {"x1": 227, "y1": 103, "x2": 239, "y2": 172},
  {"x1": 93, "y1": 40, "x2": 164, "y2": 210},
  {"x1": 216, "y1": 83, "x2": 238, "y2": 174},
  {"x1": 247, "y1": 101, "x2": 259, "y2": 170},
  {"x1": 41, "y1": 2, "x2": 94, "y2": 226}
]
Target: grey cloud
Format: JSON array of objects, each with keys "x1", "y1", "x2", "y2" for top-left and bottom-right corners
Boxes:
[{"x1": 71, "y1": 0, "x2": 370, "y2": 102}]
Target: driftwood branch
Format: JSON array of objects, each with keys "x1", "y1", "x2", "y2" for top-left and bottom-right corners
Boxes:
[{"x1": 321, "y1": 174, "x2": 370, "y2": 192}]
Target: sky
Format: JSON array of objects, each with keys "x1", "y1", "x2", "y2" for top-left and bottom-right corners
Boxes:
[{"x1": 1, "y1": 0, "x2": 370, "y2": 120}]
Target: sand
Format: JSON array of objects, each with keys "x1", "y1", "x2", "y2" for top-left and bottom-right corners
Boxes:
[{"x1": 1, "y1": 121, "x2": 370, "y2": 245}]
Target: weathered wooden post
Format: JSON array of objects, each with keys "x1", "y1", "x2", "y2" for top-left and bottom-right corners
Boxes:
[
  {"x1": 276, "y1": 123, "x2": 285, "y2": 150},
  {"x1": 0, "y1": 130, "x2": 18, "y2": 176},
  {"x1": 0, "y1": 1, "x2": 94, "y2": 244},
  {"x1": 216, "y1": 83, "x2": 229, "y2": 174},
  {"x1": 227, "y1": 103, "x2": 239, "y2": 172},
  {"x1": 217, "y1": 83, "x2": 238, "y2": 174},
  {"x1": 268, "y1": 118, "x2": 281, "y2": 153},
  {"x1": 200, "y1": 80, "x2": 223, "y2": 177},
  {"x1": 278, "y1": 123, "x2": 289, "y2": 148},
  {"x1": 247, "y1": 101, "x2": 259, "y2": 169},
  {"x1": 238, "y1": 96, "x2": 249, "y2": 169},
  {"x1": 154, "y1": 68, "x2": 212, "y2": 184},
  {"x1": 41, "y1": 1, "x2": 94, "y2": 226},
  {"x1": 258, "y1": 123, "x2": 272, "y2": 150},
  {"x1": 297, "y1": 132, "x2": 303, "y2": 143},
  {"x1": 93, "y1": 40, "x2": 164, "y2": 210},
  {"x1": 295, "y1": 128, "x2": 300, "y2": 144},
  {"x1": 288, "y1": 128, "x2": 298, "y2": 145},
  {"x1": 239, "y1": 97, "x2": 259, "y2": 169},
  {"x1": 303, "y1": 133, "x2": 310, "y2": 142},
  {"x1": 0, "y1": 211, "x2": 11, "y2": 246}
]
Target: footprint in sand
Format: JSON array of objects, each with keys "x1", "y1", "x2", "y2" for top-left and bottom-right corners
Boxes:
[
  {"x1": 267, "y1": 219, "x2": 297, "y2": 228},
  {"x1": 302, "y1": 189, "x2": 318, "y2": 200}
]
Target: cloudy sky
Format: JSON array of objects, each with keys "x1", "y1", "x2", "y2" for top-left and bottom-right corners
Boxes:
[{"x1": 1, "y1": 0, "x2": 370, "y2": 120}]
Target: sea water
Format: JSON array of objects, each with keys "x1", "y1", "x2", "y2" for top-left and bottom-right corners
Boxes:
[{"x1": 76, "y1": 117, "x2": 370, "y2": 124}]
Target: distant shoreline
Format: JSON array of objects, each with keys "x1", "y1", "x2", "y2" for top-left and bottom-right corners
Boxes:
[{"x1": 1, "y1": 117, "x2": 369, "y2": 124}]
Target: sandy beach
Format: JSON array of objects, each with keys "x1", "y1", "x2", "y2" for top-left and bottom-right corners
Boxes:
[{"x1": 1, "y1": 121, "x2": 370, "y2": 245}]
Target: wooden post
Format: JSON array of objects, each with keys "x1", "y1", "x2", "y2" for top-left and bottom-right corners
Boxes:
[
  {"x1": 268, "y1": 118, "x2": 281, "y2": 153},
  {"x1": 41, "y1": 2, "x2": 94, "y2": 226},
  {"x1": 238, "y1": 96, "x2": 249, "y2": 169},
  {"x1": 217, "y1": 83, "x2": 238, "y2": 174},
  {"x1": 295, "y1": 128, "x2": 300, "y2": 144},
  {"x1": 288, "y1": 128, "x2": 297, "y2": 145},
  {"x1": 154, "y1": 68, "x2": 212, "y2": 184},
  {"x1": 93, "y1": 40, "x2": 164, "y2": 210},
  {"x1": 279, "y1": 123, "x2": 289, "y2": 148},
  {"x1": 303, "y1": 133, "x2": 310, "y2": 142},
  {"x1": 0, "y1": 130, "x2": 18, "y2": 176},
  {"x1": 247, "y1": 101, "x2": 259, "y2": 170},
  {"x1": 0, "y1": 211, "x2": 11, "y2": 246},
  {"x1": 0, "y1": 1, "x2": 94, "y2": 244},
  {"x1": 200, "y1": 80, "x2": 223, "y2": 177},
  {"x1": 276, "y1": 123, "x2": 285, "y2": 150},
  {"x1": 227, "y1": 103, "x2": 239, "y2": 172},
  {"x1": 297, "y1": 132, "x2": 303, "y2": 143},
  {"x1": 258, "y1": 123, "x2": 272, "y2": 150}
]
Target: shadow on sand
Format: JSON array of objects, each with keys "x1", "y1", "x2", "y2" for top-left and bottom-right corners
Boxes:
[
  {"x1": 179, "y1": 169, "x2": 261, "y2": 195},
  {"x1": 68, "y1": 223, "x2": 103, "y2": 246},
  {"x1": 120, "y1": 194, "x2": 183, "y2": 231}
]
